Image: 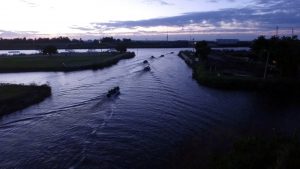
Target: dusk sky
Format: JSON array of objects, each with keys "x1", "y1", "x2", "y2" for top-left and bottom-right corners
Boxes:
[{"x1": 0, "y1": 0, "x2": 299, "y2": 40}]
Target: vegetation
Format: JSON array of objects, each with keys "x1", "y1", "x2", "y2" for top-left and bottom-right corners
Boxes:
[
  {"x1": 178, "y1": 50, "x2": 300, "y2": 92},
  {"x1": 195, "y1": 41, "x2": 211, "y2": 60},
  {"x1": 178, "y1": 36, "x2": 300, "y2": 91},
  {"x1": 42, "y1": 45, "x2": 58, "y2": 55},
  {"x1": 115, "y1": 44, "x2": 127, "y2": 53},
  {"x1": 0, "y1": 52, "x2": 135, "y2": 72},
  {"x1": 0, "y1": 83, "x2": 51, "y2": 116},
  {"x1": 252, "y1": 36, "x2": 300, "y2": 77},
  {"x1": 211, "y1": 135, "x2": 300, "y2": 169},
  {"x1": 165, "y1": 133, "x2": 300, "y2": 169}
]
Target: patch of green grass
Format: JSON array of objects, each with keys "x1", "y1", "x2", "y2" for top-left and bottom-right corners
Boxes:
[
  {"x1": 0, "y1": 52, "x2": 135, "y2": 72},
  {"x1": 0, "y1": 83, "x2": 51, "y2": 116}
]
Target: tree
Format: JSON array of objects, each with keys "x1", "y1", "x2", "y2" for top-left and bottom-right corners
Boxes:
[
  {"x1": 251, "y1": 36, "x2": 300, "y2": 77},
  {"x1": 251, "y1": 36, "x2": 269, "y2": 58},
  {"x1": 101, "y1": 37, "x2": 115, "y2": 43},
  {"x1": 115, "y1": 44, "x2": 127, "y2": 53},
  {"x1": 195, "y1": 41, "x2": 211, "y2": 60},
  {"x1": 42, "y1": 45, "x2": 58, "y2": 55}
]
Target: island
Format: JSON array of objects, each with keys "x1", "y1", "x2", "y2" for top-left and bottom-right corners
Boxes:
[
  {"x1": 0, "y1": 51, "x2": 135, "y2": 73},
  {"x1": 0, "y1": 84, "x2": 51, "y2": 116}
]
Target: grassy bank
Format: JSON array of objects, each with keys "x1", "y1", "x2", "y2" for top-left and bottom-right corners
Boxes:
[
  {"x1": 165, "y1": 133, "x2": 300, "y2": 169},
  {"x1": 210, "y1": 135, "x2": 300, "y2": 169},
  {"x1": 0, "y1": 84, "x2": 51, "y2": 116},
  {"x1": 0, "y1": 52, "x2": 135, "y2": 73},
  {"x1": 178, "y1": 51, "x2": 300, "y2": 93}
]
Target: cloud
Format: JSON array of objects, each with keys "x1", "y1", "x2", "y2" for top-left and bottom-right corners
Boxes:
[
  {"x1": 0, "y1": 30, "x2": 39, "y2": 38},
  {"x1": 207, "y1": 0, "x2": 236, "y2": 3},
  {"x1": 19, "y1": 0, "x2": 37, "y2": 7},
  {"x1": 142, "y1": 0, "x2": 173, "y2": 6},
  {"x1": 70, "y1": 26, "x2": 95, "y2": 31},
  {"x1": 91, "y1": 0, "x2": 300, "y2": 36},
  {"x1": 3, "y1": 0, "x2": 300, "y2": 40}
]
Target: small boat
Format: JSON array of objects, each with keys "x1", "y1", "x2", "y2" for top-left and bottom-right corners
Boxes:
[
  {"x1": 107, "y1": 86, "x2": 120, "y2": 97},
  {"x1": 160, "y1": 55, "x2": 165, "y2": 57},
  {"x1": 150, "y1": 56, "x2": 155, "y2": 59},
  {"x1": 143, "y1": 60, "x2": 149, "y2": 64},
  {"x1": 143, "y1": 66, "x2": 151, "y2": 71},
  {"x1": 170, "y1": 52, "x2": 174, "y2": 54}
]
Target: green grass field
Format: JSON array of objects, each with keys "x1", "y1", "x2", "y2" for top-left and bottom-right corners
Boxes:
[
  {"x1": 0, "y1": 52, "x2": 135, "y2": 72},
  {"x1": 0, "y1": 84, "x2": 51, "y2": 116}
]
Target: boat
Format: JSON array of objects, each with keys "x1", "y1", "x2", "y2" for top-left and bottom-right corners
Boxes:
[
  {"x1": 160, "y1": 55, "x2": 165, "y2": 57},
  {"x1": 143, "y1": 66, "x2": 151, "y2": 71},
  {"x1": 107, "y1": 86, "x2": 120, "y2": 97},
  {"x1": 143, "y1": 60, "x2": 149, "y2": 64},
  {"x1": 170, "y1": 52, "x2": 174, "y2": 54},
  {"x1": 150, "y1": 56, "x2": 155, "y2": 59}
]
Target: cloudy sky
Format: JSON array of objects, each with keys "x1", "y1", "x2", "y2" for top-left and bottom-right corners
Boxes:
[{"x1": 0, "y1": 0, "x2": 299, "y2": 40}]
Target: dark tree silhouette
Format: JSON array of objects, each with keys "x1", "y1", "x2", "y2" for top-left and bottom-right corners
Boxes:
[
  {"x1": 115, "y1": 44, "x2": 127, "y2": 53},
  {"x1": 251, "y1": 36, "x2": 300, "y2": 77},
  {"x1": 42, "y1": 45, "x2": 58, "y2": 55},
  {"x1": 101, "y1": 37, "x2": 115, "y2": 43},
  {"x1": 195, "y1": 41, "x2": 211, "y2": 60}
]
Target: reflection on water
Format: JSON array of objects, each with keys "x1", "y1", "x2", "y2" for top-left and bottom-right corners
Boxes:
[
  {"x1": 0, "y1": 48, "x2": 299, "y2": 169},
  {"x1": 0, "y1": 49, "x2": 112, "y2": 56}
]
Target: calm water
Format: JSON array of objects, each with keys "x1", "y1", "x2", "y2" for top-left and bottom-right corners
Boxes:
[
  {"x1": 0, "y1": 48, "x2": 299, "y2": 169},
  {"x1": 0, "y1": 47, "x2": 250, "y2": 56},
  {"x1": 0, "y1": 49, "x2": 110, "y2": 56}
]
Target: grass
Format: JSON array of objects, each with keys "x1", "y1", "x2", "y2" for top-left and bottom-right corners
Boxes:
[
  {"x1": 210, "y1": 135, "x2": 300, "y2": 169},
  {"x1": 178, "y1": 51, "x2": 300, "y2": 93},
  {"x1": 0, "y1": 83, "x2": 51, "y2": 116},
  {"x1": 165, "y1": 133, "x2": 300, "y2": 169},
  {"x1": 0, "y1": 52, "x2": 135, "y2": 72}
]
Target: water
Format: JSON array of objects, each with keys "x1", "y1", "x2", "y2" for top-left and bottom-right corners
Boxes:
[
  {"x1": 0, "y1": 47, "x2": 250, "y2": 56},
  {"x1": 0, "y1": 49, "x2": 111, "y2": 56},
  {"x1": 0, "y1": 48, "x2": 299, "y2": 169}
]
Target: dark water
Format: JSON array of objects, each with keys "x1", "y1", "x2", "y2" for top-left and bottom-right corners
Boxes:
[{"x1": 0, "y1": 48, "x2": 299, "y2": 169}]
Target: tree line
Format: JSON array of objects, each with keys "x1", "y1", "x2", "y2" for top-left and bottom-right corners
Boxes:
[
  {"x1": 195, "y1": 36, "x2": 300, "y2": 78},
  {"x1": 252, "y1": 36, "x2": 300, "y2": 77}
]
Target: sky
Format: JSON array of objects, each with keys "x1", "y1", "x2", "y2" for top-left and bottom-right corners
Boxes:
[{"x1": 0, "y1": 0, "x2": 299, "y2": 40}]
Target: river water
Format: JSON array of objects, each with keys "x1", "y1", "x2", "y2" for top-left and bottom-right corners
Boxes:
[{"x1": 0, "y1": 48, "x2": 299, "y2": 169}]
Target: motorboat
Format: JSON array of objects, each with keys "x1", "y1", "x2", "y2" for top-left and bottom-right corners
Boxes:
[
  {"x1": 107, "y1": 86, "x2": 120, "y2": 97},
  {"x1": 143, "y1": 66, "x2": 151, "y2": 71}
]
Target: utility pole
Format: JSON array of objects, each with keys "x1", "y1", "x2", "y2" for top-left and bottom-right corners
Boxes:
[
  {"x1": 167, "y1": 31, "x2": 169, "y2": 42},
  {"x1": 276, "y1": 26, "x2": 279, "y2": 37},
  {"x1": 292, "y1": 27, "x2": 294, "y2": 37}
]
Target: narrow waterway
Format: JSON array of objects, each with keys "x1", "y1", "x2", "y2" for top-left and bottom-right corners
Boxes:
[{"x1": 0, "y1": 48, "x2": 299, "y2": 169}]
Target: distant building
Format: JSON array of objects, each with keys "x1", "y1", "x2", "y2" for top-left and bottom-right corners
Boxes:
[{"x1": 216, "y1": 39, "x2": 239, "y2": 45}]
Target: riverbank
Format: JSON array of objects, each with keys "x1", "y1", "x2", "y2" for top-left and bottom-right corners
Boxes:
[
  {"x1": 178, "y1": 51, "x2": 300, "y2": 93},
  {"x1": 165, "y1": 131, "x2": 300, "y2": 169},
  {"x1": 0, "y1": 52, "x2": 135, "y2": 73},
  {"x1": 0, "y1": 84, "x2": 51, "y2": 116}
]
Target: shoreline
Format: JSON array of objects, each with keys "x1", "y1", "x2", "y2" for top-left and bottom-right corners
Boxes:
[
  {"x1": 0, "y1": 84, "x2": 51, "y2": 116},
  {"x1": 0, "y1": 52, "x2": 135, "y2": 73},
  {"x1": 178, "y1": 50, "x2": 300, "y2": 93}
]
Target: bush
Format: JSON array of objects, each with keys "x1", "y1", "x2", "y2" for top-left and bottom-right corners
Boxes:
[
  {"x1": 115, "y1": 44, "x2": 127, "y2": 53},
  {"x1": 42, "y1": 45, "x2": 58, "y2": 55}
]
